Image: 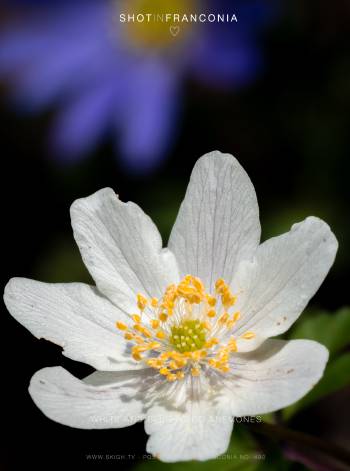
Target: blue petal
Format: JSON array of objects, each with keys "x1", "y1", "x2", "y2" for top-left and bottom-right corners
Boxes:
[
  {"x1": 118, "y1": 59, "x2": 180, "y2": 174},
  {"x1": 49, "y1": 78, "x2": 119, "y2": 163}
]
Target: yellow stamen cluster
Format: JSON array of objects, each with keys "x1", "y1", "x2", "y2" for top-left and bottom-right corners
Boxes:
[
  {"x1": 215, "y1": 278, "x2": 237, "y2": 309},
  {"x1": 115, "y1": 275, "x2": 255, "y2": 382}
]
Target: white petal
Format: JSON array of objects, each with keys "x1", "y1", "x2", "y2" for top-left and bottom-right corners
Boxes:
[
  {"x1": 29, "y1": 367, "x2": 148, "y2": 429},
  {"x1": 145, "y1": 400, "x2": 233, "y2": 462},
  {"x1": 70, "y1": 188, "x2": 179, "y2": 310},
  {"x1": 233, "y1": 217, "x2": 338, "y2": 351},
  {"x1": 168, "y1": 151, "x2": 260, "y2": 291},
  {"x1": 4, "y1": 278, "x2": 141, "y2": 371},
  {"x1": 223, "y1": 339, "x2": 328, "y2": 416}
]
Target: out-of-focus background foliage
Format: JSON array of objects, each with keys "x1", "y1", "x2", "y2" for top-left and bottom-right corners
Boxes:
[{"x1": 1, "y1": 0, "x2": 349, "y2": 470}]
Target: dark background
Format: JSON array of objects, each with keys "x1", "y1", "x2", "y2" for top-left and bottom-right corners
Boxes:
[{"x1": 1, "y1": 0, "x2": 350, "y2": 469}]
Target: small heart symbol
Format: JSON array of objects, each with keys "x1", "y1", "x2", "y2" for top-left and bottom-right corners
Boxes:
[{"x1": 170, "y1": 25, "x2": 180, "y2": 37}]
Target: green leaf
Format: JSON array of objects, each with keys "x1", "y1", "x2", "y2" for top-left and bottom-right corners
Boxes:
[
  {"x1": 132, "y1": 426, "x2": 262, "y2": 471},
  {"x1": 284, "y1": 307, "x2": 350, "y2": 419},
  {"x1": 288, "y1": 307, "x2": 350, "y2": 358},
  {"x1": 283, "y1": 352, "x2": 350, "y2": 420},
  {"x1": 259, "y1": 413, "x2": 276, "y2": 425}
]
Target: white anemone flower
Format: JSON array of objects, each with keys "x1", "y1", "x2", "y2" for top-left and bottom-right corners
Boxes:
[{"x1": 4, "y1": 151, "x2": 337, "y2": 462}]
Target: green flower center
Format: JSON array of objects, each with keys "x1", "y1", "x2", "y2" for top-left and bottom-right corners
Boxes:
[{"x1": 170, "y1": 319, "x2": 207, "y2": 353}]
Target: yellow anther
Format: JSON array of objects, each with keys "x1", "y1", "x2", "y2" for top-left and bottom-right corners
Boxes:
[
  {"x1": 124, "y1": 332, "x2": 134, "y2": 340},
  {"x1": 228, "y1": 339, "x2": 237, "y2": 352},
  {"x1": 192, "y1": 276, "x2": 204, "y2": 292},
  {"x1": 159, "y1": 367, "x2": 170, "y2": 376},
  {"x1": 148, "y1": 341, "x2": 161, "y2": 350},
  {"x1": 160, "y1": 352, "x2": 172, "y2": 360},
  {"x1": 151, "y1": 319, "x2": 160, "y2": 329},
  {"x1": 132, "y1": 345, "x2": 148, "y2": 354},
  {"x1": 165, "y1": 283, "x2": 177, "y2": 292},
  {"x1": 156, "y1": 330, "x2": 166, "y2": 340},
  {"x1": 176, "y1": 358, "x2": 187, "y2": 368},
  {"x1": 203, "y1": 321, "x2": 212, "y2": 331},
  {"x1": 204, "y1": 338, "x2": 219, "y2": 348},
  {"x1": 168, "y1": 360, "x2": 178, "y2": 370},
  {"x1": 222, "y1": 291, "x2": 237, "y2": 308},
  {"x1": 206, "y1": 295, "x2": 217, "y2": 307},
  {"x1": 132, "y1": 314, "x2": 141, "y2": 323},
  {"x1": 168, "y1": 351, "x2": 180, "y2": 359},
  {"x1": 132, "y1": 352, "x2": 142, "y2": 361},
  {"x1": 134, "y1": 324, "x2": 151, "y2": 337},
  {"x1": 151, "y1": 297, "x2": 158, "y2": 307},
  {"x1": 167, "y1": 373, "x2": 177, "y2": 382},
  {"x1": 219, "y1": 312, "x2": 229, "y2": 323},
  {"x1": 217, "y1": 352, "x2": 229, "y2": 362},
  {"x1": 176, "y1": 371, "x2": 185, "y2": 380},
  {"x1": 159, "y1": 312, "x2": 168, "y2": 322},
  {"x1": 177, "y1": 285, "x2": 193, "y2": 296},
  {"x1": 241, "y1": 331, "x2": 256, "y2": 340},
  {"x1": 207, "y1": 309, "x2": 216, "y2": 318},
  {"x1": 133, "y1": 323, "x2": 143, "y2": 332},
  {"x1": 137, "y1": 293, "x2": 148, "y2": 311},
  {"x1": 146, "y1": 358, "x2": 163, "y2": 369},
  {"x1": 170, "y1": 353, "x2": 187, "y2": 365},
  {"x1": 191, "y1": 351, "x2": 202, "y2": 361},
  {"x1": 141, "y1": 328, "x2": 152, "y2": 338},
  {"x1": 190, "y1": 293, "x2": 202, "y2": 304},
  {"x1": 233, "y1": 311, "x2": 241, "y2": 321},
  {"x1": 191, "y1": 367, "x2": 200, "y2": 377},
  {"x1": 116, "y1": 321, "x2": 128, "y2": 331},
  {"x1": 215, "y1": 279, "x2": 225, "y2": 290}
]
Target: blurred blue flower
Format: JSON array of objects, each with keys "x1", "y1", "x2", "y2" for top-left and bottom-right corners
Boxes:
[{"x1": 0, "y1": 0, "x2": 275, "y2": 173}]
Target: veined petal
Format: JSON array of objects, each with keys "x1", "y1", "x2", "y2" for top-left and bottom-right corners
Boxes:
[
  {"x1": 168, "y1": 151, "x2": 260, "y2": 291},
  {"x1": 29, "y1": 367, "x2": 149, "y2": 429},
  {"x1": 223, "y1": 339, "x2": 329, "y2": 416},
  {"x1": 71, "y1": 188, "x2": 179, "y2": 311},
  {"x1": 233, "y1": 217, "x2": 338, "y2": 352},
  {"x1": 4, "y1": 278, "x2": 141, "y2": 371},
  {"x1": 145, "y1": 400, "x2": 233, "y2": 462}
]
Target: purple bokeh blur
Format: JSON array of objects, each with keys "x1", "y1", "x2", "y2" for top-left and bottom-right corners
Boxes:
[{"x1": 0, "y1": 0, "x2": 276, "y2": 173}]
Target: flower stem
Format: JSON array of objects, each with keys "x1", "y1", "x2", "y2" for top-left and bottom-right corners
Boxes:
[{"x1": 247, "y1": 422, "x2": 350, "y2": 464}]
